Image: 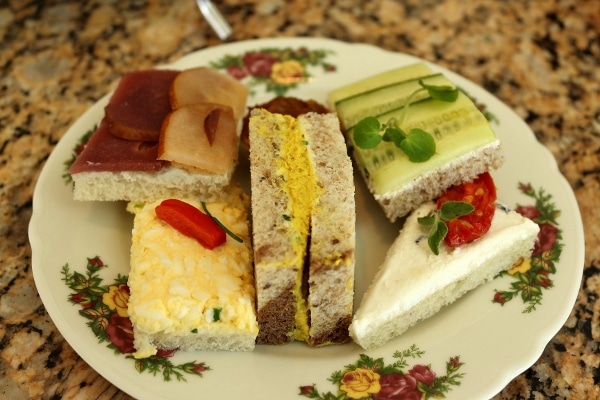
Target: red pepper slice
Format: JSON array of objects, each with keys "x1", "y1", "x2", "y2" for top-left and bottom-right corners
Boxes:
[
  {"x1": 155, "y1": 199, "x2": 226, "y2": 250},
  {"x1": 436, "y1": 172, "x2": 497, "y2": 247}
]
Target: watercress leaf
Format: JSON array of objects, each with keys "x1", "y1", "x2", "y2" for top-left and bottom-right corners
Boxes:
[
  {"x1": 417, "y1": 215, "x2": 435, "y2": 226},
  {"x1": 439, "y1": 201, "x2": 475, "y2": 220},
  {"x1": 431, "y1": 87, "x2": 459, "y2": 102},
  {"x1": 428, "y1": 221, "x2": 448, "y2": 256},
  {"x1": 419, "y1": 80, "x2": 446, "y2": 90},
  {"x1": 399, "y1": 128, "x2": 436, "y2": 162},
  {"x1": 353, "y1": 116, "x2": 382, "y2": 149},
  {"x1": 382, "y1": 130, "x2": 392, "y2": 142},
  {"x1": 382, "y1": 127, "x2": 406, "y2": 146},
  {"x1": 419, "y1": 80, "x2": 460, "y2": 102}
]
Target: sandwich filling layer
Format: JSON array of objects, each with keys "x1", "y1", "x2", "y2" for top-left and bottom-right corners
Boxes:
[{"x1": 249, "y1": 110, "x2": 313, "y2": 344}]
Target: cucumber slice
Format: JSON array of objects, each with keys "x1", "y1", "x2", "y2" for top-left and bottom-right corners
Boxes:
[
  {"x1": 348, "y1": 91, "x2": 498, "y2": 195},
  {"x1": 336, "y1": 73, "x2": 451, "y2": 131},
  {"x1": 327, "y1": 63, "x2": 433, "y2": 105}
]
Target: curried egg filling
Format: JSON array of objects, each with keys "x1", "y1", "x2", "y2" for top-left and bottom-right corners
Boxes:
[{"x1": 255, "y1": 113, "x2": 317, "y2": 342}]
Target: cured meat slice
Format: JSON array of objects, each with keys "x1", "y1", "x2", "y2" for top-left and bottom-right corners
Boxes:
[
  {"x1": 105, "y1": 69, "x2": 179, "y2": 141},
  {"x1": 158, "y1": 103, "x2": 238, "y2": 175},
  {"x1": 69, "y1": 118, "x2": 164, "y2": 173},
  {"x1": 169, "y1": 67, "x2": 249, "y2": 121}
]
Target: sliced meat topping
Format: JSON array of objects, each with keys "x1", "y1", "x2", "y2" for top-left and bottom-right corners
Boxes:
[
  {"x1": 69, "y1": 118, "x2": 164, "y2": 173},
  {"x1": 105, "y1": 69, "x2": 179, "y2": 141}
]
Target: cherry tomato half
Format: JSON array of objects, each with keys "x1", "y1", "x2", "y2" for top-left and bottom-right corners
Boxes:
[{"x1": 436, "y1": 172, "x2": 497, "y2": 247}]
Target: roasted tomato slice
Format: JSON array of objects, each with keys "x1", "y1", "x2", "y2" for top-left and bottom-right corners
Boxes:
[
  {"x1": 155, "y1": 199, "x2": 226, "y2": 250},
  {"x1": 436, "y1": 172, "x2": 497, "y2": 247}
]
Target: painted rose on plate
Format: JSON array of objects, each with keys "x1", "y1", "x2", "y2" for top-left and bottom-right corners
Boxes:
[
  {"x1": 341, "y1": 367, "x2": 381, "y2": 398},
  {"x1": 62, "y1": 256, "x2": 210, "y2": 382},
  {"x1": 210, "y1": 46, "x2": 336, "y2": 96},
  {"x1": 299, "y1": 345, "x2": 464, "y2": 400},
  {"x1": 493, "y1": 183, "x2": 563, "y2": 312}
]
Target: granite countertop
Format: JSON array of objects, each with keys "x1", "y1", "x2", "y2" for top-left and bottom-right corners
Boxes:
[{"x1": 1, "y1": 0, "x2": 599, "y2": 398}]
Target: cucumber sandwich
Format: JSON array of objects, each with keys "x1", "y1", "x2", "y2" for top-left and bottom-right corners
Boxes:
[{"x1": 328, "y1": 63, "x2": 504, "y2": 222}]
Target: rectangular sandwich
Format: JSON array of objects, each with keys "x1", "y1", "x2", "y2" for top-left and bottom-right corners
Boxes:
[
  {"x1": 328, "y1": 62, "x2": 504, "y2": 222},
  {"x1": 248, "y1": 109, "x2": 355, "y2": 346},
  {"x1": 69, "y1": 67, "x2": 248, "y2": 203},
  {"x1": 126, "y1": 185, "x2": 258, "y2": 357}
]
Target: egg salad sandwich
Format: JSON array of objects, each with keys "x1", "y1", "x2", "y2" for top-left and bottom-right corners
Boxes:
[
  {"x1": 248, "y1": 109, "x2": 355, "y2": 346},
  {"x1": 126, "y1": 184, "x2": 258, "y2": 357},
  {"x1": 328, "y1": 62, "x2": 504, "y2": 222},
  {"x1": 69, "y1": 67, "x2": 248, "y2": 203}
]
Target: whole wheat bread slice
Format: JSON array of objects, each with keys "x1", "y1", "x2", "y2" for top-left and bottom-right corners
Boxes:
[
  {"x1": 248, "y1": 109, "x2": 355, "y2": 346},
  {"x1": 301, "y1": 113, "x2": 355, "y2": 346}
]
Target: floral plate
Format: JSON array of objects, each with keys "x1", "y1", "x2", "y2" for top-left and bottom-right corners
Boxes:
[{"x1": 29, "y1": 38, "x2": 584, "y2": 400}]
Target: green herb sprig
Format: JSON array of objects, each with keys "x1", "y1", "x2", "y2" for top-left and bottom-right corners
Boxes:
[
  {"x1": 353, "y1": 79, "x2": 459, "y2": 163},
  {"x1": 201, "y1": 202, "x2": 244, "y2": 243},
  {"x1": 212, "y1": 307, "x2": 222, "y2": 322},
  {"x1": 417, "y1": 201, "x2": 474, "y2": 255}
]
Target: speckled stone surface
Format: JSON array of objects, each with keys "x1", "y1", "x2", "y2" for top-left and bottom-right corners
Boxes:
[{"x1": 1, "y1": 0, "x2": 599, "y2": 399}]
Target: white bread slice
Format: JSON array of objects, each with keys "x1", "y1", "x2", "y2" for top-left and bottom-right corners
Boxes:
[
  {"x1": 71, "y1": 165, "x2": 234, "y2": 202},
  {"x1": 301, "y1": 113, "x2": 355, "y2": 346},
  {"x1": 350, "y1": 201, "x2": 539, "y2": 350},
  {"x1": 126, "y1": 184, "x2": 258, "y2": 356}
]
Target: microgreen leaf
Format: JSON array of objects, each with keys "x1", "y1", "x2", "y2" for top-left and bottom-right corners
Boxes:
[
  {"x1": 352, "y1": 75, "x2": 459, "y2": 163},
  {"x1": 417, "y1": 215, "x2": 436, "y2": 226},
  {"x1": 399, "y1": 128, "x2": 436, "y2": 162},
  {"x1": 439, "y1": 201, "x2": 475, "y2": 220},
  {"x1": 382, "y1": 127, "x2": 406, "y2": 147},
  {"x1": 428, "y1": 221, "x2": 448, "y2": 256},
  {"x1": 353, "y1": 116, "x2": 382, "y2": 149},
  {"x1": 418, "y1": 201, "x2": 474, "y2": 255},
  {"x1": 419, "y1": 80, "x2": 459, "y2": 102}
]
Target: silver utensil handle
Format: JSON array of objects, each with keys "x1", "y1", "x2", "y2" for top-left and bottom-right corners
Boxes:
[{"x1": 196, "y1": 0, "x2": 233, "y2": 40}]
